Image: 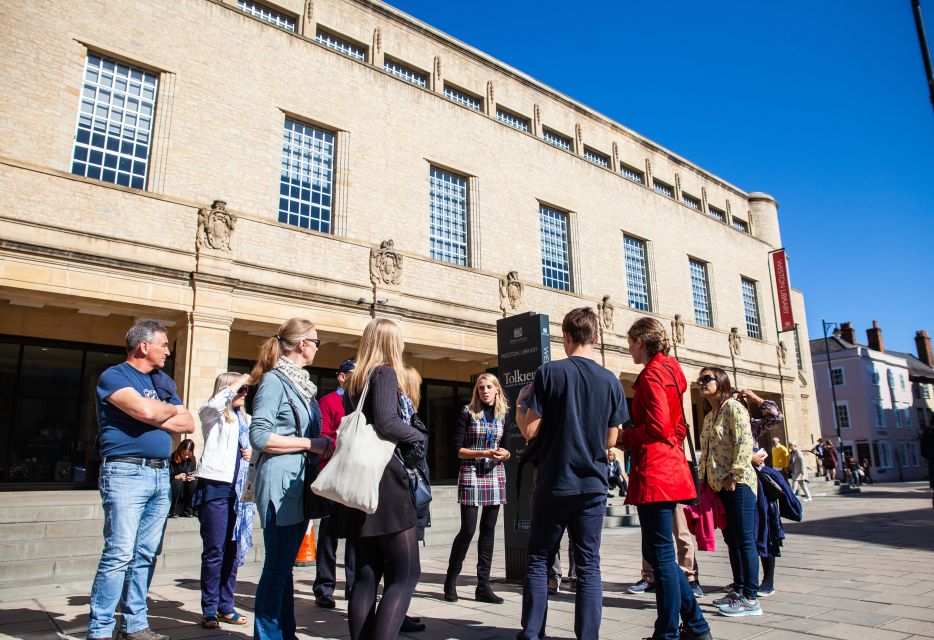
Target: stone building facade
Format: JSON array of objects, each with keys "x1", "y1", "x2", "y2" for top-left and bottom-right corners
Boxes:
[{"x1": 0, "y1": 0, "x2": 819, "y2": 487}]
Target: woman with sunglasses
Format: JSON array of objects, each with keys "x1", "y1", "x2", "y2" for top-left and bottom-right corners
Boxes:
[
  {"x1": 621, "y1": 317, "x2": 711, "y2": 640},
  {"x1": 696, "y1": 367, "x2": 761, "y2": 617},
  {"x1": 194, "y1": 372, "x2": 255, "y2": 629},
  {"x1": 249, "y1": 318, "x2": 333, "y2": 640}
]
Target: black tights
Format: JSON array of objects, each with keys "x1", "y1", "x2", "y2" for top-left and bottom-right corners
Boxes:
[
  {"x1": 760, "y1": 555, "x2": 776, "y2": 590},
  {"x1": 348, "y1": 527, "x2": 420, "y2": 640},
  {"x1": 446, "y1": 505, "x2": 500, "y2": 584}
]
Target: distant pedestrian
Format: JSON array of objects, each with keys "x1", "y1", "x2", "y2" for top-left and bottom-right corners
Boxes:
[
  {"x1": 860, "y1": 457, "x2": 874, "y2": 485},
  {"x1": 607, "y1": 449, "x2": 627, "y2": 497},
  {"x1": 170, "y1": 439, "x2": 197, "y2": 517},
  {"x1": 846, "y1": 456, "x2": 861, "y2": 488},
  {"x1": 788, "y1": 442, "x2": 812, "y2": 501},
  {"x1": 822, "y1": 442, "x2": 839, "y2": 482},
  {"x1": 87, "y1": 320, "x2": 195, "y2": 640},
  {"x1": 516, "y1": 307, "x2": 627, "y2": 640},
  {"x1": 444, "y1": 373, "x2": 510, "y2": 604},
  {"x1": 770, "y1": 437, "x2": 790, "y2": 478},
  {"x1": 810, "y1": 439, "x2": 824, "y2": 477}
]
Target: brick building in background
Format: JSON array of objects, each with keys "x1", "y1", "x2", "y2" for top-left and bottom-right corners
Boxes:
[
  {"x1": 0, "y1": 0, "x2": 818, "y2": 489},
  {"x1": 811, "y1": 322, "x2": 934, "y2": 482}
]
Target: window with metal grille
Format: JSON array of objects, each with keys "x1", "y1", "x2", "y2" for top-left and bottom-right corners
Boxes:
[
  {"x1": 682, "y1": 192, "x2": 700, "y2": 210},
  {"x1": 835, "y1": 402, "x2": 851, "y2": 429},
  {"x1": 443, "y1": 84, "x2": 482, "y2": 111},
  {"x1": 496, "y1": 107, "x2": 529, "y2": 132},
  {"x1": 278, "y1": 118, "x2": 334, "y2": 233},
  {"x1": 316, "y1": 29, "x2": 367, "y2": 61},
  {"x1": 539, "y1": 205, "x2": 571, "y2": 291},
  {"x1": 542, "y1": 128, "x2": 572, "y2": 151},
  {"x1": 237, "y1": 0, "x2": 296, "y2": 30},
  {"x1": 708, "y1": 205, "x2": 726, "y2": 222},
  {"x1": 623, "y1": 236, "x2": 651, "y2": 311},
  {"x1": 653, "y1": 179, "x2": 674, "y2": 198},
  {"x1": 741, "y1": 277, "x2": 761, "y2": 339},
  {"x1": 620, "y1": 162, "x2": 645, "y2": 185},
  {"x1": 428, "y1": 167, "x2": 468, "y2": 266},
  {"x1": 71, "y1": 53, "x2": 158, "y2": 190},
  {"x1": 731, "y1": 216, "x2": 750, "y2": 233},
  {"x1": 584, "y1": 147, "x2": 610, "y2": 168},
  {"x1": 383, "y1": 58, "x2": 427, "y2": 88},
  {"x1": 689, "y1": 259, "x2": 712, "y2": 326}
]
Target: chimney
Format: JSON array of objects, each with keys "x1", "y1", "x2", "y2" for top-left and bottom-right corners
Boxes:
[
  {"x1": 917, "y1": 330, "x2": 933, "y2": 367},
  {"x1": 866, "y1": 321, "x2": 885, "y2": 353},
  {"x1": 839, "y1": 321, "x2": 857, "y2": 345}
]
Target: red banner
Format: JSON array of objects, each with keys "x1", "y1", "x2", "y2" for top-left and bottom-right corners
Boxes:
[{"x1": 771, "y1": 250, "x2": 795, "y2": 332}]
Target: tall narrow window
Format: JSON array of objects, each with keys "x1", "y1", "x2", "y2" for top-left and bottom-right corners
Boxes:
[
  {"x1": 741, "y1": 277, "x2": 762, "y2": 339},
  {"x1": 793, "y1": 327, "x2": 804, "y2": 370},
  {"x1": 689, "y1": 258, "x2": 712, "y2": 327},
  {"x1": 71, "y1": 53, "x2": 158, "y2": 190},
  {"x1": 539, "y1": 205, "x2": 571, "y2": 291},
  {"x1": 623, "y1": 236, "x2": 650, "y2": 311},
  {"x1": 237, "y1": 0, "x2": 296, "y2": 30},
  {"x1": 835, "y1": 402, "x2": 851, "y2": 429},
  {"x1": 278, "y1": 118, "x2": 334, "y2": 233},
  {"x1": 428, "y1": 167, "x2": 468, "y2": 266},
  {"x1": 874, "y1": 399, "x2": 885, "y2": 428}
]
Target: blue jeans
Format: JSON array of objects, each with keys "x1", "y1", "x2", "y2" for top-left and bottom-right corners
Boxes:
[
  {"x1": 88, "y1": 461, "x2": 170, "y2": 637},
  {"x1": 637, "y1": 503, "x2": 709, "y2": 640},
  {"x1": 718, "y1": 484, "x2": 759, "y2": 600},
  {"x1": 254, "y1": 506, "x2": 308, "y2": 640},
  {"x1": 518, "y1": 492, "x2": 606, "y2": 640}
]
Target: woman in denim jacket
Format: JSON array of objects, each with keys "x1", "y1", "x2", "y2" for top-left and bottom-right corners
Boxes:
[{"x1": 249, "y1": 317, "x2": 333, "y2": 640}]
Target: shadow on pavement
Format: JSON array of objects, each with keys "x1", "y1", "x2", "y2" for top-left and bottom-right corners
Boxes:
[{"x1": 787, "y1": 506, "x2": 934, "y2": 550}]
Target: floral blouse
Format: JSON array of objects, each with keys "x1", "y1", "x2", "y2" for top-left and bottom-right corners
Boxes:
[{"x1": 699, "y1": 398, "x2": 757, "y2": 494}]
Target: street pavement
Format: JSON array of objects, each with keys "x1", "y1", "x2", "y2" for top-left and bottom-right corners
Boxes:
[{"x1": 2, "y1": 481, "x2": 933, "y2": 640}]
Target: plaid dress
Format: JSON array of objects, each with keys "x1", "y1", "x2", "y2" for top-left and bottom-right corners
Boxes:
[{"x1": 457, "y1": 407, "x2": 507, "y2": 506}]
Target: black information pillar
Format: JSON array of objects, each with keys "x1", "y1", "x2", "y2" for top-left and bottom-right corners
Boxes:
[{"x1": 497, "y1": 312, "x2": 551, "y2": 583}]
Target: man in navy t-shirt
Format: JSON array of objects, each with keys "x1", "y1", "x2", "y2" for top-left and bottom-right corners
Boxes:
[
  {"x1": 87, "y1": 321, "x2": 195, "y2": 640},
  {"x1": 516, "y1": 307, "x2": 628, "y2": 640}
]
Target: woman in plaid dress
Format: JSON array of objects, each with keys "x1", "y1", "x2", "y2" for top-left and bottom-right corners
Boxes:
[{"x1": 443, "y1": 373, "x2": 510, "y2": 604}]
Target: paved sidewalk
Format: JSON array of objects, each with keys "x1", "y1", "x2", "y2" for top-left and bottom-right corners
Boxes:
[{"x1": 2, "y1": 481, "x2": 933, "y2": 640}]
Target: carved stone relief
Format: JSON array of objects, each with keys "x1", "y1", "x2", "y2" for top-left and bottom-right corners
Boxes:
[
  {"x1": 671, "y1": 314, "x2": 685, "y2": 345},
  {"x1": 196, "y1": 200, "x2": 236, "y2": 252},
  {"x1": 499, "y1": 271, "x2": 523, "y2": 313},
  {"x1": 598, "y1": 295, "x2": 615, "y2": 331},
  {"x1": 369, "y1": 239, "x2": 403, "y2": 286},
  {"x1": 777, "y1": 341, "x2": 788, "y2": 366},
  {"x1": 729, "y1": 327, "x2": 742, "y2": 357}
]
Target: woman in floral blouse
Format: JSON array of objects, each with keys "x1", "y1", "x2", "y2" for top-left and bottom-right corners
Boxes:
[{"x1": 697, "y1": 367, "x2": 762, "y2": 618}]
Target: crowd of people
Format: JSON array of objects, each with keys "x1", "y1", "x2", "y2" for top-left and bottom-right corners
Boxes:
[{"x1": 86, "y1": 310, "x2": 815, "y2": 640}]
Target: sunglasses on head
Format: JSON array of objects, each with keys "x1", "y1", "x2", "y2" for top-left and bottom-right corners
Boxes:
[
  {"x1": 696, "y1": 374, "x2": 716, "y2": 385},
  {"x1": 236, "y1": 386, "x2": 250, "y2": 395}
]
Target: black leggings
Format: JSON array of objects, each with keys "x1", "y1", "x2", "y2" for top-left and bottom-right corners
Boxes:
[
  {"x1": 348, "y1": 527, "x2": 420, "y2": 640},
  {"x1": 446, "y1": 505, "x2": 500, "y2": 584},
  {"x1": 760, "y1": 556, "x2": 776, "y2": 590}
]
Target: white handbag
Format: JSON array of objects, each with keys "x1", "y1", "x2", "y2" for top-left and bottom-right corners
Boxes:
[{"x1": 311, "y1": 381, "x2": 396, "y2": 514}]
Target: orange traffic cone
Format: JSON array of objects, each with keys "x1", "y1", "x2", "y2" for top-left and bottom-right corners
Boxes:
[{"x1": 295, "y1": 521, "x2": 316, "y2": 567}]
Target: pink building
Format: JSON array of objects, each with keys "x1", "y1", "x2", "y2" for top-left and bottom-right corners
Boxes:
[{"x1": 810, "y1": 322, "x2": 934, "y2": 483}]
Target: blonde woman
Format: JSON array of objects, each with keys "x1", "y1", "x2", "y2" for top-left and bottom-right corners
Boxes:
[
  {"x1": 195, "y1": 372, "x2": 254, "y2": 629},
  {"x1": 443, "y1": 373, "x2": 510, "y2": 604},
  {"x1": 248, "y1": 318, "x2": 332, "y2": 640},
  {"x1": 328, "y1": 318, "x2": 426, "y2": 640},
  {"x1": 696, "y1": 366, "x2": 761, "y2": 618}
]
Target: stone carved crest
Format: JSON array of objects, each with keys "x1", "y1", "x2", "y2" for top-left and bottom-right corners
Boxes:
[
  {"x1": 777, "y1": 341, "x2": 788, "y2": 366},
  {"x1": 575, "y1": 123, "x2": 583, "y2": 153},
  {"x1": 598, "y1": 295, "x2": 615, "y2": 331},
  {"x1": 372, "y1": 27, "x2": 382, "y2": 56},
  {"x1": 499, "y1": 271, "x2": 523, "y2": 313},
  {"x1": 486, "y1": 81, "x2": 494, "y2": 109},
  {"x1": 369, "y1": 239, "x2": 403, "y2": 287},
  {"x1": 197, "y1": 200, "x2": 236, "y2": 252},
  {"x1": 671, "y1": 314, "x2": 685, "y2": 345},
  {"x1": 433, "y1": 56, "x2": 442, "y2": 88},
  {"x1": 729, "y1": 327, "x2": 742, "y2": 357}
]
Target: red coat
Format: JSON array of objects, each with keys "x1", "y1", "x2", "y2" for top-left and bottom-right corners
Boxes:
[{"x1": 621, "y1": 352, "x2": 697, "y2": 505}]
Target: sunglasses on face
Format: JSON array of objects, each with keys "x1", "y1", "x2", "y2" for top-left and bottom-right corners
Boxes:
[
  {"x1": 303, "y1": 337, "x2": 321, "y2": 348},
  {"x1": 696, "y1": 375, "x2": 716, "y2": 385}
]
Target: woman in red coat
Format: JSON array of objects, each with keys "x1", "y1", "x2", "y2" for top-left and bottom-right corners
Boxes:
[{"x1": 621, "y1": 317, "x2": 710, "y2": 640}]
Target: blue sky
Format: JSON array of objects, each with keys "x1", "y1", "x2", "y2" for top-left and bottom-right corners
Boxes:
[{"x1": 387, "y1": 0, "x2": 934, "y2": 355}]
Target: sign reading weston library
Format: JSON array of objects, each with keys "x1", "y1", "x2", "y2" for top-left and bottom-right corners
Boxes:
[
  {"x1": 497, "y1": 312, "x2": 550, "y2": 582},
  {"x1": 771, "y1": 249, "x2": 795, "y2": 332}
]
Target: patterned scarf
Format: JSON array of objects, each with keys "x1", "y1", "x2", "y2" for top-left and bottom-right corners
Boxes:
[{"x1": 275, "y1": 356, "x2": 317, "y2": 400}]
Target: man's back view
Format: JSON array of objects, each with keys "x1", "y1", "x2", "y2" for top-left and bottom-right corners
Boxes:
[{"x1": 516, "y1": 307, "x2": 628, "y2": 640}]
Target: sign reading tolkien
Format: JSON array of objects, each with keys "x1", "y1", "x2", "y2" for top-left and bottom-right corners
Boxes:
[
  {"x1": 497, "y1": 312, "x2": 550, "y2": 582},
  {"x1": 771, "y1": 249, "x2": 795, "y2": 332}
]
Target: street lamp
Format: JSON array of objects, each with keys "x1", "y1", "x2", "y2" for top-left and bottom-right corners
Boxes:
[{"x1": 822, "y1": 320, "x2": 857, "y2": 493}]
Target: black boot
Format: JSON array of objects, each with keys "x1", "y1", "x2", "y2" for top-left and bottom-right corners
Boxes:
[
  {"x1": 475, "y1": 582, "x2": 504, "y2": 604},
  {"x1": 443, "y1": 574, "x2": 458, "y2": 602}
]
